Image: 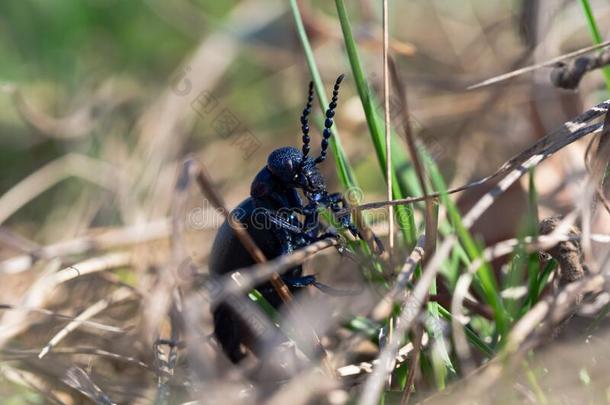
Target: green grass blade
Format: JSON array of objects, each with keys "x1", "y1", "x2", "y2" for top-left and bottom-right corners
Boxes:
[
  {"x1": 334, "y1": 0, "x2": 417, "y2": 246},
  {"x1": 249, "y1": 289, "x2": 280, "y2": 321},
  {"x1": 525, "y1": 168, "x2": 541, "y2": 314},
  {"x1": 437, "y1": 305, "x2": 494, "y2": 357},
  {"x1": 523, "y1": 360, "x2": 549, "y2": 405},
  {"x1": 505, "y1": 168, "x2": 540, "y2": 318}
]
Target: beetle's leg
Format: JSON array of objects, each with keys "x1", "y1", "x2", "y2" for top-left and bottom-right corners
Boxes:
[
  {"x1": 282, "y1": 274, "x2": 317, "y2": 288},
  {"x1": 318, "y1": 192, "x2": 361, "y2": 236},
  {"x1": 255, "y1": 206, "x2": 330, "y2": 255},
  {"x1": 313, "y1": 281, "x2": 363, "y2": 296},
  {"x1": 282, "y1": 274, "x2": 361, "y2": 296},
  {"x1": 322, "y1": 192, "x2": 354, "y2": 227},
  {"x1": 255, "y1": 207, "x2": 303, "y2": 234},
  {"x1": 346, "y1": 221, "x2": 384, "y2": 255},
  {"x1": 301, "y1": 203, "x2": 320, "y2": 241},
  {"x1": 300, "y1": 203, "x2": 348, "y2": 247},
  {"x1": 324, "y1": 193, "x2": 385, "y2": 254},
  {"x1": 326, "y1": 192, "x2": 344, "y2": 204}
]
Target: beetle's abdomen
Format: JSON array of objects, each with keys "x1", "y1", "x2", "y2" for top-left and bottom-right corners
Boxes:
[
  {"x1": 210, "y1": 198, "x2": 282, "y2": 270},
  {"x1": 208, "y1": 197, "x2": 302, "y2": 363}
]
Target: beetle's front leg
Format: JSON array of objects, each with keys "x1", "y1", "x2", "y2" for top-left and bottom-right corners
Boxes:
[
  {"x1": 269, "y1": 225, "x2": 324, "y2": 293},
  {"x1": 299, "y1": 202, "x2": 345, "y2": 247},
  {"x1": 300, "y1": 203, "x2": 321, "y2": 242},
  {"x1": 324, "y1": 192, "x2": 384, "y2": 254},
  {"x1": 325, "y1": 192, "x2": 353, "y2": 225}
]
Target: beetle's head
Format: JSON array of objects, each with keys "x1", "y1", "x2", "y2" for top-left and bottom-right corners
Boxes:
[
  {"x1": 267, "y1": 147, "x2": 327, "y2": 200},
  {"x1": 296, "y1": 153, "x2": 327, "y2": 201}
]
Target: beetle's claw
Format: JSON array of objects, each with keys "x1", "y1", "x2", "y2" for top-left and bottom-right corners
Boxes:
[
  {"x1": 372, "y1": 234, "x2": 384, "y2": 255},
  {"x1": 313, "y1": 281, "x2": 362, "y2": 296}
]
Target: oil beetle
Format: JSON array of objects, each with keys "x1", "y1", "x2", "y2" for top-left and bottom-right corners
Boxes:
[{"x1": 208, "y1": 74, "x2": 382, "y2": 363}]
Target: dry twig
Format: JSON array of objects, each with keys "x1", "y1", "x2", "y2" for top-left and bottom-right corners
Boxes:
[
  {"x1": 382, "y1": 0, "x2": 394, "y2": 254},
  {"x1": 38, "y1": 287, "x2": 132, "y2": 359},
  {"x1": 467, "y1": 39, "x2": 610, "y2": 89},
  {"x1": 0, "y1": 221, "x2": 166, "y2": 274},
  {"x1": 0, "y1": 154, "x2": 119, "y2": 227}
]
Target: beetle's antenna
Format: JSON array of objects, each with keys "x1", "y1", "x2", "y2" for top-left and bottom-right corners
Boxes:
[
  {"x1": 300, "y1": 81, "x2": 314, "y2": 160},
  {"x1": 315, "y1": 74, "x2": 344, "y2": 164}
]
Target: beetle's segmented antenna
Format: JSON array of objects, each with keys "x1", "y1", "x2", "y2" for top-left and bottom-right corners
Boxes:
[
  {"x1": 301, "y1": 81, "x2": 314, "y2": 160},
  {"x1": 315, "y1": 74, "x2": 344, "y2": 164}
]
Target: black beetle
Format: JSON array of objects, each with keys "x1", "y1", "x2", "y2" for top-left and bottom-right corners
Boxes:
[{"x1": 208, "y1": 75, "x2": 380, "y2": 363}]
